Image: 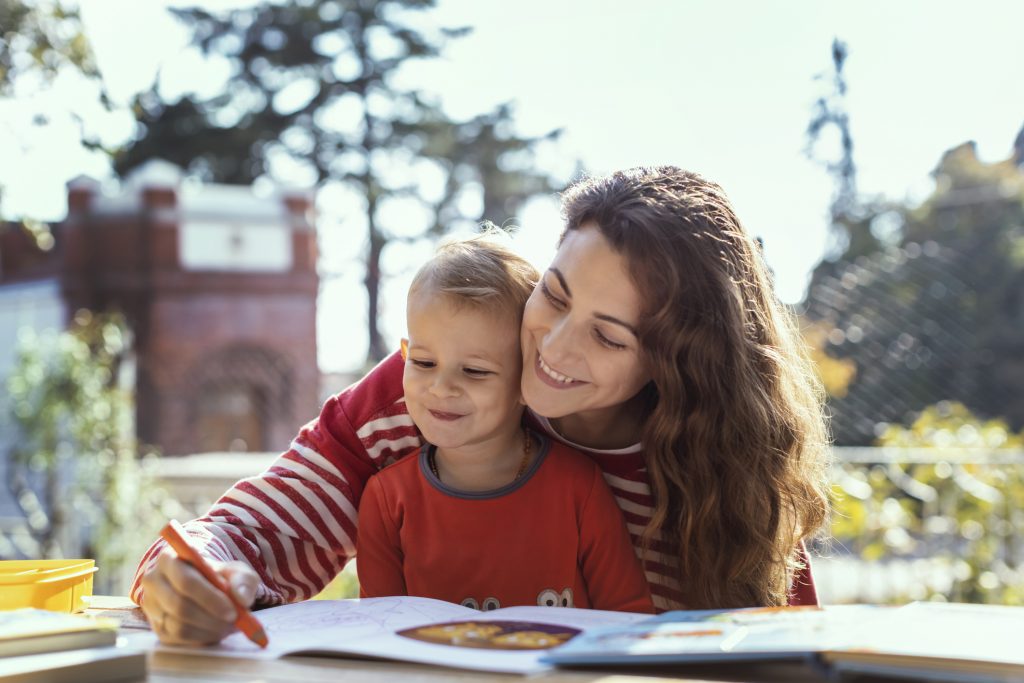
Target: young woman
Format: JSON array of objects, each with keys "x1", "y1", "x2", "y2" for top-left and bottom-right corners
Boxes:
[{"x1": 134, "y1": 166, "x2": 830, "y2": 645}]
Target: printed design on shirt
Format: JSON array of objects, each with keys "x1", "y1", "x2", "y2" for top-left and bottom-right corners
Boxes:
[
  {"x1": 460, "y1": 596, "x2": 502, "y2": 611},
  {"x1": 460, "y1": 593, "x2": 499, "y2": 610},
  {"x1": 397, "y1": 620, "x2": 580, "y2": 650},
  {"x1": 537, "y1": 587, "x2": 574, "y2": 607}
]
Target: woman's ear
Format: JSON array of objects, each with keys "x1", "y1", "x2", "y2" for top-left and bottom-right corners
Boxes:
[{"x1": 400, "y1": 338, "x2": 409, "y2": 361}]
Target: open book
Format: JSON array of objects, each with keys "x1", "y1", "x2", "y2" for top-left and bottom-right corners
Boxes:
[
  {"x1": 150, "y1": 596, "x2": 650, "y2": 674},
  {"x1": 544, "y1": 602, "x2": 1024, "y2": 682}
]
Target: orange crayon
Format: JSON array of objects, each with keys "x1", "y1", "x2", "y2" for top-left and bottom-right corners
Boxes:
[{"x1": 159, "y1": 519, "x2": 268, "y2": 648}]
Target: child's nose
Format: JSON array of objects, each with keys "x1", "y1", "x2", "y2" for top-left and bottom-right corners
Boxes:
[{"x1": 428, "y1": 372, "x2": 459, "y2": 397}]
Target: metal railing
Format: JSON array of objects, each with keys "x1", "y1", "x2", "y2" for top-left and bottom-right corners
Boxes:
[{"x1": 816, "y1": 447, "x2": 1024, "y2": 604}]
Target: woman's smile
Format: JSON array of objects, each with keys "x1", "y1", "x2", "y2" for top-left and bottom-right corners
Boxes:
[{"x1": 535, "y1": 354, "x2": 585, "y2": 387}]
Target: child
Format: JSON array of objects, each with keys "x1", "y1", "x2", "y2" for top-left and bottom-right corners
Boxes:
[{"x1": 355, "y1": 234, "x2": 654, "y2": 613}]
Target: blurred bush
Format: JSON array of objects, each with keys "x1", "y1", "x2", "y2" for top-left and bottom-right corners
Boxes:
[
  {"x1": 5, "y1": 310, "x2": 174, "y2": 593},
  {"x1": 831, "y1": 402, "x2": 1024, "y2": 604}
]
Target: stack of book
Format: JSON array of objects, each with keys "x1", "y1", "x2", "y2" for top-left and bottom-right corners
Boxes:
[
  {"x1": 0, "y1": 608, "x2": 146, "y2": 683},
  {"x1": 543, "y1": 601, "x2": 1024, "y2": 682}
]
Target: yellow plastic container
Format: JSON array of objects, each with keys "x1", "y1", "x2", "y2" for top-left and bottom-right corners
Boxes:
[{"x1": 0, "y1": 559, "x2": 97, "y2": 613}]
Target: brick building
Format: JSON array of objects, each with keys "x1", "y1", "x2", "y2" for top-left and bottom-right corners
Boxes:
[{"x1": 0, "y1": 161, "x2": 319, "y2": 455}]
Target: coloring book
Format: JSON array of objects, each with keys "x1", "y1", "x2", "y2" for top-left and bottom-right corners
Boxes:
[{"x1": 146, "y1": 595, "x2": 649, "y2": 674}]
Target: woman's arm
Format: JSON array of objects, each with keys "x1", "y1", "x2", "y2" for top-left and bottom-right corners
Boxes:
[
  {"x1": 578, "y1": 464, "x2": 655, "y2": 614},
  {"x1": 788, "y1": 541, "x2": 819, "y2": 606},
  {"x1": 130, "y1": 351, "x2": 419, "y2": 607}
]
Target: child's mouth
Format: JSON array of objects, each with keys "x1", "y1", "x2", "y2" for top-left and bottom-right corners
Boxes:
[{"x1": 428, "y1": 410, "x2": 463, "y2": 421}]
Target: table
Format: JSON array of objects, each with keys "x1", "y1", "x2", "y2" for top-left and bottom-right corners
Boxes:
[{"x1": 144, "y1": 651, "x2": 717, "y2": 683}]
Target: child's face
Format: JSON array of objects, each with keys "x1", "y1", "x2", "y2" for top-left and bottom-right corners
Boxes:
[{"x1": 403, "y1": 290, "x2": 524, "y2": 453}]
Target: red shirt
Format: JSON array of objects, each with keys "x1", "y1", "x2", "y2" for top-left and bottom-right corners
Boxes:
[{"x1": 357, "y1": 435, "x2": 655, "y2": 613}]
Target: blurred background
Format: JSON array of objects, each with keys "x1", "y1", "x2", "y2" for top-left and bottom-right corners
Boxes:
[{"x1": 1, "y1": 0, "x2": 1023, "y2": 604}]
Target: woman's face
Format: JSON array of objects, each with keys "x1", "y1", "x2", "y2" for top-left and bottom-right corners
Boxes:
[{"x1": 520, "y1": 222, "x2": 651, "y2": 419}]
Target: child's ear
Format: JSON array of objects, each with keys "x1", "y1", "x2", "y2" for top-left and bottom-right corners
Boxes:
[{"x1": 400, "y1": 338, "x2": 409, "y2": 361}]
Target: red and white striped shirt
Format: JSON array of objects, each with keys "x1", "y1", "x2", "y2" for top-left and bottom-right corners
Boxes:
[{"x1": 130, "y1": 351, "x2": 817, "y2": 612}]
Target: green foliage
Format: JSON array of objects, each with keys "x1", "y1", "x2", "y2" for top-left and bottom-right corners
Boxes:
[
  {"x1": 0, "y1": 0, "x2": 98, "y2": 92},
  {"x1": 114, "y1": 0, "x2": 563, "y2": 361},
  {"x1": 0, "y1": 0, "x2": 110, "y2": 223},
  {"x1": 312, "y1": 563, "x2": 360, "y2": 601},
  {"x1": 5, "y1": 310, "x2": 170, "y2": 593},
  {"x1": 831, "y1": 403, "x2": 1024, "y2": 604}
]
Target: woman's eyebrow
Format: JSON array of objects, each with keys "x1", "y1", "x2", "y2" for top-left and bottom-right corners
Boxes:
[
  {"x1": 550, "y1": 267, "x2": 572, "y2": 297},
  {"x1": 550, "y1": 268, "x2": 637, "y2": 336},
  {"x1": 595, "y1": 313, "x2": 637, "y2": 336}
]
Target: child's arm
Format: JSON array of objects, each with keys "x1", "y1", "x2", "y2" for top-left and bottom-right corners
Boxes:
[
  {"x1": 355, "y1": 474, "x2": 408, "y2": 597},
  {"x1": 131, "y1": 352, "x2": 419, "y2": 628},
  {"x1": 578, "y1": 465, "x2": 656, "y2": 614}
]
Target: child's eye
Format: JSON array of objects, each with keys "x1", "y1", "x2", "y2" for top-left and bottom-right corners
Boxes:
[
  {"x1": 540, "y1": 280, "x2": 565, "y2": 309},
  {"x1": 464, "y1": 367, "x2": 493, "y2": 377},
  {"x1": 595, "y1": 329, "x2": 627, "y2": 350},
  {"x1": 410, "y1": 359, "x2": 435, "y2": 369}
]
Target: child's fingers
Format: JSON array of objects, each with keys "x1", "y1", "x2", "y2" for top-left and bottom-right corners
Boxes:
[
  {"x1": 156, "y1": 548, "x2": 239, "y2": 624},
  {"x1": 142, "y1": 570, "x2": 232, "y2": 645},
  {"x1": 216, "y1": 561, "x2": 259, "y2": 607},
  {"x1": 155, "y1": 600, "x2": 234, "y2": 645}
]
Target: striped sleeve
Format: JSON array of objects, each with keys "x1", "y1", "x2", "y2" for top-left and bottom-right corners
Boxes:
[{"x1": 129, "y1": 351, "x2": 422, "y2": 607}]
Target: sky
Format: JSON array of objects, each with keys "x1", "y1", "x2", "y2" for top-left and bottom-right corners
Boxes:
[{"x1": 3, "y1": 0, "x2": 1023, "y2": 372}]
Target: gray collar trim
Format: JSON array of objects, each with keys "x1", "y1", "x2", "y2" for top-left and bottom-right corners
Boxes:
[{"x1": 418, "y1": 430, "x2": 551, "y2": 499}]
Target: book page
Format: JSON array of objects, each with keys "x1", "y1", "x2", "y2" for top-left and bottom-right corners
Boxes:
[
  {"x1": 834, "y1": 602, "x2": 1024, "y2": 667},
  {"x1": 155, "y1": 597, "x2": 652, "y2": 674},
  {"x1": 157, "y1": 596, "x2": 477, "y2": 660}
]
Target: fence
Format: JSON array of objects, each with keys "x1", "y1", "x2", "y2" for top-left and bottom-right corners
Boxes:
[{"x1": 816, "y1": 446, "x2": 1024, "y2": 604}]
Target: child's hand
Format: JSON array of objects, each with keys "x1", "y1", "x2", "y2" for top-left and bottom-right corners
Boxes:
[{"x1": 140, "y1": 546, "x2": 259, "y2": 645}]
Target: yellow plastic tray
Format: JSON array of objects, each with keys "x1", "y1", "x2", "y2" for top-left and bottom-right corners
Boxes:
[{"x1": 0, "y1": 559, "x2": 97, "y2": 613}]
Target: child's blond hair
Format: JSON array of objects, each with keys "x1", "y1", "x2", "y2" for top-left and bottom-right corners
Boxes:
[{"x1": 409, "y1": 230, "x2": 539, "y2": 324}]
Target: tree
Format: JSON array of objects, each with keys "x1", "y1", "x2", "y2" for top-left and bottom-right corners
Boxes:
[
  {"x1": 0, "y1": 0, "x2": 109, "y2": 226},
  {"x1": 0, "y1": 0, "x2": 97, "y2": 92},
  {"x1": 804, "y1": 124, "x2": 1024, "y2": 443},
  {"x1": 805, "y1": 38, "x2": 883, "y2": 261},
  {"x1": 802, "y1": 37, "x2": 1024, "y2": 444},
  {"x1": 114, "y1": 0, "x2": 563, "y2": 362}
]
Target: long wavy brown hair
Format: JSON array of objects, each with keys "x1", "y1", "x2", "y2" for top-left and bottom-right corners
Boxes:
[{"x1": 560, "y1": 166, "x2": 831, "y2": 609}]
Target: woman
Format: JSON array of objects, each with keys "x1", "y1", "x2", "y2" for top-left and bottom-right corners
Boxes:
[{"x1": 135, "y1": 166, "x2": 830, "y2": 645}]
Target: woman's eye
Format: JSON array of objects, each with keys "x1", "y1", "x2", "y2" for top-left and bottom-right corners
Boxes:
[
  {"x1": 540, "y1": 281, "x2": 565, "y2": 309},
  {"x1": 595, "y1": 329, "x2": 627, "y2": 350}
]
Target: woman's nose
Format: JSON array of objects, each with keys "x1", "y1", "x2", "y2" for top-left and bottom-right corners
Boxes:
[{"x1": 542, "y1": 316, "x2": 581, "y2": 365}]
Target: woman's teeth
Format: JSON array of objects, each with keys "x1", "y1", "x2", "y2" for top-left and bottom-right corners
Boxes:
[{"x1": 539, "y1": 356, "x2": 577, "y2": 384}]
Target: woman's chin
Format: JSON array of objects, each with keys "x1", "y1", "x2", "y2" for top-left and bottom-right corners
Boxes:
[{"x1": 522, "y1": 384, "x2": 577, "y2": 419}]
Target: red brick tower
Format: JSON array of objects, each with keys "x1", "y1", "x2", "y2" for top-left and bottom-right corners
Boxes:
[{"x1": 60, "y1": 161, "x2": 319, "y2": 455}]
